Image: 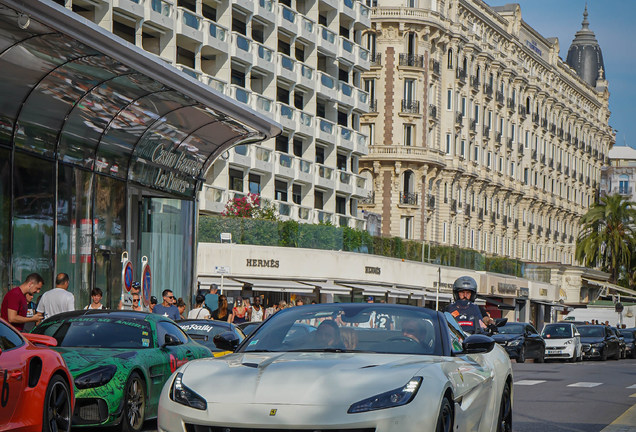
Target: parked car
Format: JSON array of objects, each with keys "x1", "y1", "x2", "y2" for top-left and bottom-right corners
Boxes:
[
  {"x1": 236, "y1": 321, "x2": 261, "y2": 336},
  {"x1": 609, "y1": 327, "x2": 627, "y2": 358},
  {"x1": 578, "y1": 325, "x2": 621, "y2": 361},
  {"x1": 0, "y1": 317, "x2": 74, "y2": 432},
  {"x1": 541, "y1": 322, "x2": 583, "y2": 362},
  {"x1": 491, "y1": 322, "x2": 545, "y2": 363},
  {"x1": 176, "y1": 319, "x2": 244, "y2": 356},
  {"x1": 620, "y1": 329, "x2": 636, "y2": 359}
]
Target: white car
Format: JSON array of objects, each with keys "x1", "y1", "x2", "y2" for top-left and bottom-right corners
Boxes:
[
  {"x1": 542, "y1": 322, "x2": 583, "y2": 362},
  {"x1": 158, "y1": 304, "x2": 513, "y2": 432}
]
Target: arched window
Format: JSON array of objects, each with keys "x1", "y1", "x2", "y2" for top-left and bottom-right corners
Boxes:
[
  {"x1": 462, "y1": 56, "x2": 467, "y2": 72},
  {"x1": 447, "y1": 49, "x2": 453, "y2": 69},
  {"x1": 619, "y1": 174, "x2": 629, "y2": 194},
  {"x1": 476, "y1": 66, "x2": 481, "y2": 83}
]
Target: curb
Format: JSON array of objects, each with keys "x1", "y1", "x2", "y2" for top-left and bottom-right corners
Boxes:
[{"x1": 601, "y1": 402, "x2": 636, "y2": 432}]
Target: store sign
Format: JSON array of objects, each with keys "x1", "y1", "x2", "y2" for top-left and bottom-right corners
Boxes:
[
  {"x1": 365, "y1": 266, "x2": 381, "y2": 275},
  {"x1": 519, "y1": 287, "x2": 530, "y2": 298},
  {"x1": 151, "y1": 145, "x2": 203, "y2": 176},
  {"x1": 246, "y1": 259, "x2": 280, "y2": 268},
  {"x1": 539, "y1": 288, "x2": 548, "y2": 297},
  {"x1": 154, "y1": 169, "x2": 192, "y2": 194},
  {"x1": 497, "y1": 283, "x2": 518, "y2": 296},
  {"x1": 215, "y1": 266, "x2": 231, "y2": 274},
  {"x1": 525, "y1": 39, "x2": 542, "y2": 56}
]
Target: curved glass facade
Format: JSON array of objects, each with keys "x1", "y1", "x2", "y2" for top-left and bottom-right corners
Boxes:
[{"x1": 0, "y1": 4, "x2": 278, "y2": 308}]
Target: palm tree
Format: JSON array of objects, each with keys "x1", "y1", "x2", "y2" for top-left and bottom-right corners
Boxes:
[{"x1": 575, "y1": 194, "x2": 636, "y2": 283}]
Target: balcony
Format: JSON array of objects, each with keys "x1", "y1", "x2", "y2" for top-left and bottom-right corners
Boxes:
[
  {"x1": 548, "y1": 158, "x2": 553, "y2": 169},
  {"x1": 231, "y1": 32, "x2": 253, "y2": 64},
  {"x1": 338, "y1": 81, "x2": 355, "y2": 107},
  {"x1": 518, "y1": 144, "x2": 524, "y2": 155},
  {"x1": 370, "y1": 53, "x2": 382, "y2": 67},
  {"x1": 506, "y1": 138, "x2": 513, "y2": 150},
  {"x1": 401, "y1": 100, "x2": 420, "y2": 114},
  {"x1": 316, "y1": 118, "x2": 336, "y2": 144},
  {"x1": 277, "y1": 53, "x2": 296, "y2": 82},
  {"x1": 356, "y1": 45, "x2": 371, "y2": 70},
  {"x1": 295, "y1": 158, "x2": 314, "y2": 184},
  {"x1": 232, "y1": 0, "x2": 254, "y2": 13},
  {"x1": 369, "y1": 99, "x2": 379, "y2": 113},
  {"x1": 558, "y1": 128, "x2": 564, "y2": 139},
  {"x1": 231, "y1": 144, "x2": 251, "y2": 167},
  {"x1": 495, "y1": 90, "x2": 504, "y2": 105},
  {"x1": 357, "y1": 1, "x2": 371, "y2": 27},
  {"x1": 455, "y1": 67, "x2": 467, "y2": 82},
  {"x1": 338, "y1": 126, "x2": 355, "y2": 151},
  {"x1": 338, "y1": 36, "x2": 356, "y2": 64},
  {"x1": 315, "y1": 164, "x2": 335, "y2": 189},
  {"x1": 299, "y1": 16, "x2": 316, "y2": 44},
  {"x1": 200, "y1": 185, "x2": 226, "y2": 214},
  {"x1": 455, "y1": 112, "x2": 463, "y2": 125},
  {"x1": 278, "y1": 4, "x2": 298, "y2": 35},
  {"x1": 228, "y1": 84, "x2": 251, "y2": 106},
  {"x1": 399, "y1": 53, "x2": 424, "y2": 68},
  {"x1": 296, "y1": 111, "x2": 314, "y2": 137},
  {"x1": 354, "y1": 175, "x2": 368, "y2": 198},
  {"x1": 255, "y1": 0, "x2": 276, "y2": 24},
  {"x1": 176, "y1": 7, "x2": 203, "y2": 43},
  {"x1": 276, "y1": 201, "x2": 293, "y2": 220},
  {"x1": 202, "y1": 75, "x2": 227, "y2": 95},
  {"x1": 483, "y1": 83, "x2": 493, "y2": 98},
  {"x1": 318, "y1": 25, "x2": 337, "y2": 56},
  {"x1": 470, "y1": 76, "x2": 479, "y2": 92},
  {"x1": 315, "y1": 210, "x2": 334, "y2": 225},
  {"x1": 204, "y1": 21, "x2": 229, "y2": 54},
  {"x1": 483, "y1": 125, "x2": 490, "y2": 137},
  {"x1": 337, "y1": 170, "x2": 354, "y2": 194},
  {"x1": 495, "y1": 132, "x2": 502, "y2": 144},
  {"x1": 549, "y1": 123, "x2": 556, "y2": 134},
  {"x1": 478, "y1": 209, "x2": 484, "y2": 221},
  {"x1": 355, "y1": 88, "x2": 369, "y2": 112},
  {"x1": 469, "y1": 119, "x2": 476, "y2": 133},
  {"x1": 275, "y1": 152, "x2": 296, "y2": 178},
  {"x1": 430, "y1": 59, "x2": 440, "y2": 75},
  {"x1": 360, "y1": 191, "x2": 375, "y2": 205},
  {"x1": 317, "y1": 72, "x2": 337, "y2": 100},
  {"x1": 297, "y1": 205, "x2": 313, "y2": 223},
  {"x1": 428, "y1": 104, "x2": 437, "y2": 120},
  {"x1": 253, "y1": 43, "x2": 274, "y2": 72},
  {"x1": 340, "y1": 0, "x2": 357, "y2": 20},
  {"x1": 297, "y1": 64, "x2": 315, "y2": 91},
  {"x1": 114, "y1": 0, "x2": 144, "y2": 20},
  {"x1": 276, "y1": 102, "x2": 296, "y2": 130},
  {"x1": 146, "y1": 0, "x2": 174, "y2": 30},
  {"x1": 354, "y1": 132, "x2": 369, "y2": 155},
  {"x1": 252, "y1": 146, "x2": 273, "y2": 173},
  {"x1": 519, "y1": 105, "x2": 527, "y2": 117},
  {"x1": 450, "y1": 199, "x2": 457, "y2": 213},
  {"x1": 532, "y1": 113, "x2": 539, "y2": 125},
  {"x1": 507, "y1": 98, "x2": 516, "y2": 112},
  {"x1": 400, "y1": 192, "x2": 418, "y2": 206},
  {"x1": 252, "y1": 94, "x2": 274, "y2": 118},
  {"x1": 531, "y1": 150, "x2": 537, "y2": 161},
  {"x1": 540, "y1": 154, "x2": 546, "y2": 165},
  {"x1": 541, "y1": 118, "x2": 548, "y2": 128}
]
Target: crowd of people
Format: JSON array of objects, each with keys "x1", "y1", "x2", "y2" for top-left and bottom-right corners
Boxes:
[{"x1": 583, "y1": 320, "x2": 629, "y2": 329}]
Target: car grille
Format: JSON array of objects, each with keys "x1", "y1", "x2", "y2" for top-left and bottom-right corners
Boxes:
[
  {"x1": 73, "y1": 398, "x2": 108, "y2": 425},
  {"x1": 547, "y1": 346, "x2": 566, "y2": 350},
  {"x1": 185, "y1": 427, "x2": 376, "y2": 432}
]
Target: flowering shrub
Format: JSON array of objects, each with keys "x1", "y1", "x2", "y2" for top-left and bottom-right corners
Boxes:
[{"x1": 222, "y1": 193, "x2": 278, "y2": 221}]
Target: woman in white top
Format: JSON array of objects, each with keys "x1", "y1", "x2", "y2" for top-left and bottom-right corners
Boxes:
[
  {"x1": 187, "y1": 295, "x2": 211, "y2": 319},
  {"x1": 85, "y1": 287, "x2": 106, "y2": 310}
]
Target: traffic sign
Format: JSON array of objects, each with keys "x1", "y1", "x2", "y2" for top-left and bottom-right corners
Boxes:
[
  {"x1": 141, "y1": 256, "x2": 151, "y2": 307},
  {"x1": 215, "y1": 266, "x2": 231, "y2": 275}
]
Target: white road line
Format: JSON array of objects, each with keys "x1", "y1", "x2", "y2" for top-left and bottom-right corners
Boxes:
[
  {"x1": 515, "y1": 380, "x2": 547, "y2": 386},
  {"x1": 567, "y1": 382, "x2": 603, "y2": 388},
  {"x1": 627, "y1": 384, "x2": 636, "y2": 389}
]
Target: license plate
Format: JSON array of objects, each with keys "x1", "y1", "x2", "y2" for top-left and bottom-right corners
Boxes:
[{"x1": 547, "y1": 350, "x2": 562, "y2": 354}]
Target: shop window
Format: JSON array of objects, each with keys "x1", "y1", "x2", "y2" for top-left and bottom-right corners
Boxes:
[{"x1": 229, "y1": 169, "x2": 244, "y2": 192}]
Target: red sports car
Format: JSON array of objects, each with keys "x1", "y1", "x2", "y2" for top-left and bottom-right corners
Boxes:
[{"x1": 0, "y1": 318, "x2": 74, "y2": 432}]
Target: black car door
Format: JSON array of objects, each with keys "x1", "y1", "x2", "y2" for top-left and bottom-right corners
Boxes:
[
  {"x1": 605, "y1": 327, "x2": 617, "y2": 356},
  {"x1": 525, "y1": 325, "x2": 539, "y2": 357}
]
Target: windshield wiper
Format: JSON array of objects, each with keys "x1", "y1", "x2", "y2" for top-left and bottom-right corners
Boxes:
[
  {"x1": 288, "y1": 348, "x2": 348, "y2": 353},
  {"x1": 245, "y1": 349, "x2": 275, "y2": 353}
]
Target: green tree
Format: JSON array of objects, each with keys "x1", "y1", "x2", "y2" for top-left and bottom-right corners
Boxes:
[{"x1": 575, "y1": 194, "x2": 636, "y2": 283}]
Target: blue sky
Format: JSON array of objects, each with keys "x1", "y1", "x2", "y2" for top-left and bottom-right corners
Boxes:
[{"x1": 508, "y1": 0, "x2": 636, "y2": 148}]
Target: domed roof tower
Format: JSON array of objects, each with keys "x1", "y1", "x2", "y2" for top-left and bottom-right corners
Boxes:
[{"x1": 566, "y1": 5, "x2": 606, "y2": 87}]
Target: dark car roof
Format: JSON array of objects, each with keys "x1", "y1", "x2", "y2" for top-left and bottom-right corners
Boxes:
[{"x1": 176, "y1": 319, "x2": 233, "y2": 329}]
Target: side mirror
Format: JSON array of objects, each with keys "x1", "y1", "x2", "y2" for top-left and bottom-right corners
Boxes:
[
  {"x1": 213, "y1": 331, "x2": 240, "y2": 352},
  {"x1": 495, "y1": 318, "x2": 508, "y2": 328},
  {"x1": 575, "y1": 333, "x2": 580, "y2": 337},
  {"x1": 462, "y1": 334, "x2": 495, "y2": 354},
  {"x1": 162, "y1": 334, "x2": 181, "y2": 348}
]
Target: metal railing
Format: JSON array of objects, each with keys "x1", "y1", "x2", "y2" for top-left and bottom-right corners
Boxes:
[
  {"x1": 370, "y1": 53, "x2": 382, "y2": 66},
  {"x1": 429, "y1": 104, "x2": 437, "y2": 119},
  {"x1": 399, "y1": 53, "x2": 424, "y2": 67},
  {"x1": 369, "y1": 99, "x2": 378, "y2": 112},
  {"x1": 455, "y1": 112, "x2": 463, "y2": 124},
  {"x1": 401, "y1": 100, "x2": 420, "y2": 113},
  {"x1": 400, "y1": 192, "x2": 418, "y2": 205},
  {"x1": 430, "y1": 59, "x2": 440, "y2": 74}
]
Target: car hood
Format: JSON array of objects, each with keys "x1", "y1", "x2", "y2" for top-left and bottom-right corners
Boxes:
[
  {"x1": 55, "y1": 347, "x2": 137, "y2": 375},
  {"x1": 544, "y1": 338, "x2": 574, "y2": 347},
  {"x1": 491, "y1": 334, "x2": 523, "y2": 343},
  {"x1": 182, "y1": 352, "x2": 445, "y2": 406},
  {"x1": 580, "y1": 337, "x2": 604, "y2": 344}
]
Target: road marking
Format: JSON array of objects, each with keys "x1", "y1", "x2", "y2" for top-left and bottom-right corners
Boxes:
[
  {"x1": 630, "y1": 393, "x2": 636, "y2": 398},
  {"x1": 515, "y1": 380, "x2": 547, "y2": 386},
  {"x1": 600, "y1": 399, "x2": 636, "y2": 431},
  {"x1": 568, "y1": 382, "x2": 603, "y2": 388},
  {"x1": 628, "y1": 384, "x2": 636, "y2": 389}
]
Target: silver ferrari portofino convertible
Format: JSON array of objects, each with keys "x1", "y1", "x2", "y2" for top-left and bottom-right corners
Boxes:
[{"x1": 158, "y1": 304, "x2": 513, "y2": 432}]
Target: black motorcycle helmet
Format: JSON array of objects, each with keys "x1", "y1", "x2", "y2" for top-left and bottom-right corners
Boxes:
[{"x1": 452, "y1": 276, "x2": 477, "y2": 302}]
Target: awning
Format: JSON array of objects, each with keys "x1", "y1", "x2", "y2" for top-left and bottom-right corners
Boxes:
[
  {"x1": 478, "y1": 295, "x2": 516, "y2": 310},
  {"x1": 197, "y1": 277, "x2": 244, "y2": 290},
  {"x1": 0, "y1": 1, "x2": 280, "y2": 197},
  {"x1": 531, "y1": 300, "x2": 561, "y2": 307},
  {"x1": 233, "y1": 278, "x2": 316, "y2": 293},
  {"x1": 300, "y1": 282, "x2": 351, "y2": 295},
  {"x1": 424, "y1": 290, "x2": 453, "y2": 302},
  {"x1": 337, "y1": 283, "x2": 390, "y2": 296},
  {"x1": 394, "y1": 286, "x2": 426, "y2": 300},
  {"x1": 388, "y1": 287, "x2": 412, "y2": 299}
]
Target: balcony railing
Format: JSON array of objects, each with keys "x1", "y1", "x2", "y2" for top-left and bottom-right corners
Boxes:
[
  {"x1": 507, "y1": 138, "x2": 513, "y2": 150},
  {"x1": 519, "y1": 105, "x2": 527, "y2": 117},
  {"x1": 451, "y1": 199, "x2": 457, "y2": 213},
  {"x1": 369, "y1": 99, "x2": 378, "y2": 112},
  {"x1": 470, "y1": 76, "x2": 479, "y2": 91},
  {"x1": 428, "y1": 195, "x2": 435, "y2": 208},
  {"x1": 531, "y1": 150, "x2": 537, "y2": 160},
  {"x1": 495, "y1": 132, "x2": 502, "y2": 144},
  {"x1": 455, "y1": 112, "x2": 463, "y2": 124},
  {"x1": 429, "y1": 104, "x2": 437, "y2": 119},
  {"x1": 399, "y1": 53, "x2": 424, "y2": 67},
  {"x1": 518, "y1": 144, "x2": 524, "y2": 154},
  {"x1": 360, "y1": 191, "x2": 375, "y2": 204},
  {"x1": 370, "y1": 53, "x2": 381, "y2": 66},
  {"x1": 401, "y1": 100, "x2": 420, "y2": 114},
  {"x1": 456, "y1": 67, "x2": 467, "y2": 81},
  {"x1": 507, "y1": 98, "x2": 516, "y2": 112},
  {"x1": 400, "y1": 192, "x2": 418, "y2": 205},
  {"x1": 470, "y1": 119, "x2": 476, "y2": 132},
  {"x1": 484, "y1": 83, "x2": 493, "y2": 97},
  {"x1": 532, "y1": 113, "x2": 539, "y2": 124},
  {"x1": 541, "y1": 118, "x2": 548, "y2": 128},
  {"x1": 483, "y1": 125, "x2": 490, "y2": 136},
  {"x1": 430, "y1": 59, "x2": 440, "y2": 75},
  {"x1": 495, "y1": 91, "x2": 504, "y2": 105},
  {"x1": 478, "y1": 208, "x2": 484, "y2": 221}
]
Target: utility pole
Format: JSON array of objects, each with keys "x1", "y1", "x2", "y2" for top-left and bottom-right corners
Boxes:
[{"x1": 436, "y1": 267, "x2": 441, "y2": 311}]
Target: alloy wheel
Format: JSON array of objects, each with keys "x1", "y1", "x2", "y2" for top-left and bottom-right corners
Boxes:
[
  {"x1": 436, "y1": 399, "x2": 453, "y2": 432},
  {"x1": 498, "y1": 383, "x2": 512, "y2": 432},
  {"x1": 46, "y1": 377, "x2": 71, "y2": 432},
  {"x1": 125, "y1": 375, "x2": 146, "y2": 431}
]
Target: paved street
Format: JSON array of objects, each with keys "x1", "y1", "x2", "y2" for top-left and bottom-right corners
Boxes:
[{"x1": 512, "y1": 360, "x2": 636, "y2": 432}]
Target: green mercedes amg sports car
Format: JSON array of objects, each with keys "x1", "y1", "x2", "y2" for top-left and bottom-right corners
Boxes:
[{"x1": 31, "y1": 310, "x2": 212, "y2": 431}]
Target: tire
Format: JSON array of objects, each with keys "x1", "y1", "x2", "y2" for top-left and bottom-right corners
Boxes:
[
  {"x1": 568, "y1": 352, "x2": 576, "y2": 363},
  {"x1": 121, "y1": 372, "x2": 146, "y2": 432},
  {"x1": 43, "y1": 374, "x2": 72, "y2": 432},
  {"x1": 600, "y1": 348, "x2": 607, "y2": 361},
  {"x1": 613, "y1": 348, "x2": 621, "y2": 361},
  {"x1": 577, "y1": 348, "x2": 583, "y2": 362},
  {"x1": 632, "y1": 349, "x2": 636, "y2": 360},
  {"x1": 435, "y1": 398, "x2": 453, "y2": 432},
  {"x1": 497, "y1": 382, "x2": 513, "y2": 432},
  {"x1": 516, "y1": 346, "x2": 526, "y2": 363},
  {"x1": 535, "y1": 350, "x2": 545, "y2": 363}
]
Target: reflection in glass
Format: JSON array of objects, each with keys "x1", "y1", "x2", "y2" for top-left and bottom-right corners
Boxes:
[
  {"x1": 321, "y1": 27, "x2": 335, "y2": 43},
  {"x1": 12, "y1": 153, "x2": 55, "y2": 291},
  {"x1": 281, "y1": 55, "x2": 295, "y2": 71},
  {"x1": 280, "y1": 104, "x2": 294, "y2": 120},
  {"x1": 340, "y1": 82, "x2": 353, "y2": 96},
  {"x1": 279, "y1": 153, "x2": 293, "y2": 168},
  {"x1": 282, "y1": 6, "x2": 296, "y2": 23},
  {"x1": 342, "y1": 38, "x2": 353, "y2": 53},
  {"x1": 57, "y1": 166, "x2": 93, "y2": 309},
  {"x1": 301, "y1": 65, "x2": 313, "y2": 80},
  {"x1": 320, "y1": 119, "x2": 333, "y2": 134},
  {"x1": 258, "y1": 45, "x2": 272, "y2": 61},
  {"x1": 94, "y1": 175, "x2": 126, "y2": 249},
  {"x1": 235, "y1": 145, "x2": 249, "y2": 156},
  {"x1": 235, "y1": 34, "x2": 250, "y2": 52},
  {"x1": 0, "y1": 149, "x2": 10, "y2": 296},
  {"x1": 320, "y1": 73, "x2": 334, "y2": 88},
  {"x1": 255, "y1": 147, "x2": 271, "y2": 162},
  {"x1": 209, "y1": 23, "x2": 226, "y2": 41},
  {"x1": 300, "y1": 160, "x2": 311, "y2": 174},
  {"x1": 182, "y1": 9, "x2": 200, "y2": 30}
]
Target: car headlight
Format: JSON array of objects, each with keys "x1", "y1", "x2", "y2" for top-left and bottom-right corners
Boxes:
[
  {"x1": 508, "y1": 339, "x2": 522, "y2": 347},
  {"x1": 74, "y1": 365, "x2": 117, "y2": 390},
  {"x1": 170, "y1": 372, "x2": 207, "y2": 410},
  {"x1": 348, "y1": 377, "x2": 422, "y2": 414},
  {"x1": 565, "y1": 340, "x2": 573, "y2": 345},
  {"x1": 592, "y1": 343, "x2": 604, "y2": 348},
  {"x1": 626, "y1": 343, "x2": 634, "y2": 348}
]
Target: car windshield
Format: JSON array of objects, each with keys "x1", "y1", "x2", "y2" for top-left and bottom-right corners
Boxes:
[
  {"x1": 32, "y1": 315, "x2": 152, "y2": 348},
  {"x1": 498, "y1": 324, "x2": 525, "y2": 335},
  {"x1": 619, "y1": 330, "x2": 634, "y2": 340},
  {"x1": 239, "y1": 304, "x2": 443, "y2": 355},
  {"x1": 542, "y1": 324, "x2": 573, "y2": 339},
  {"x1": 578, "y1": 326, "x2": 604, "y2": 337},
  {"x1": 178, "y1": 321, "x2": 243, "y2": 351}
]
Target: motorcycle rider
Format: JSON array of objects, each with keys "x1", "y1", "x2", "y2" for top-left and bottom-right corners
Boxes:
[{"x1": 444, "y1": 276, "x2": 487, "y2": 334}]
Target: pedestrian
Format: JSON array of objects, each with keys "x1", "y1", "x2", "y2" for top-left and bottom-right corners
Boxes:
[
  {"x1": 37, "y1": 273, "x2": 75, "y2": 319},
  {"x1": 132, "y1": 293, "x2": 143, "y2": 312},
  {"x1": 22, "y1": 291, "x2": 39, "y2": 333},
  {"x1": 188, "y1": 295, "x2": 211, "y2": 319},
  {"x1": 205, "y1": 284, "x2": 219, "y2": 315},
  {"x1": 1, "y1": 273, "x2": 44, "y2": 331},
  {"x1": 152, "y1": 290, "x2": 180, "y2": 320},
  {"x1": 295, "y1": 298, "x2": 304, "y2": 307},
  {"x1": 149, "y1": 296, "x2": 158, "y2": 313},
  {"x1": 250, "y1": 296, "x2": 264, "y2": 322},
  {"x1": 211, "y1": 295, "x2": 232, "y2": 322},
  {"x1": 177, "y1": 298, "x2": 187, "y2": 319},
  {"x1": 232, "y1": 297, "x2": 248, "y2": 324}
]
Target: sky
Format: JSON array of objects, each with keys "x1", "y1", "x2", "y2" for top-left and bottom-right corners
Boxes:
[{"x1": 503, "y1": 0, "x2": 636, "y2": 148}]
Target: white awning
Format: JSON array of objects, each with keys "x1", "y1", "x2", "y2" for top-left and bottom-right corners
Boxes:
[
  {"x1": 424, "y1": 290, "x2": 453, "y2": 301},
  {"x1": 233, "y1": 278, "x2": 316, "y2": 293},
  {"x1": 337, "y1": 283, "x2": 390, "y2": 296},
  {"x1": 395, "y1": 285, "x2": 426, "y2": 300},
  {"x1": 301, "y1": 282, "x2": 352, "y2": 295},
  {"x1": 197, "y1": 277, "x2": 244, "y2": 289},
  {"x1": 388, "y1": 287, "x2": 413, "y2": 299}
]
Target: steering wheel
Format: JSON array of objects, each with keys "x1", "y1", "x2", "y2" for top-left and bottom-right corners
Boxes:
[{"x1": 387, "y1": 336, "x2": 419, "y2": 344}]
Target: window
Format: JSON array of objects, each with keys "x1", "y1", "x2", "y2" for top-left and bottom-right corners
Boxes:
[
  {"x1": 404, "y1": 125, "x2": 413, "y2": 146},
  {"x1": 524, "y1": 168, "x2": 529, "y2": 185},
  {"x1": 619, "y1": 175, "x2": 629, "y2": 194},
  {"x1": 314, "y1": 190, "x2": 324, "y2": 209},
  {"x1": 229, "y1": 169, "x2": 243, "y2": 192},
  {"x1": 292, "y1": 184, "x2": 302, "y2": 205},
  {"x1": 315, "y1": 146, "x2": 325, "y2": 164},
  {"x1": 404, "y1": 79, "x2": 415, "y2": 102},
  {"x1": 474, "y1": 104, "x2": 480, "y2": 124},
  {"x1": 402, "y1": 216, "x2": 413, "y2": 239},
  {"x1": 511, "y1": 124, "x2": 515, "y2": 142},
  {"x1": 488, "y1": 110, "x2": 492, "y2": 128},
  {"x1": 510, "y1": 162, "x2": 515, "y2": 177},
  {"x1": 487, "y1": 152, "x2": 492, "y2": 168},
  {"x1": 461, "y1": 97, "x2": 466, "y2": 116},
  {"x1": 447, "y1": 49, "x2": 453, "y2": 69},
  {"x1": 157, "y1": 322, "x2": 188, "y2": 346},
  {"x1": 498, "y1": 156, "x2": 503, "y2": 172},
  {"x1": 474, "y1": 146, "x2": 479, "y2": 162},
  {"x1": 525, "y1": 131, "x2": 529, "y2": 148},
  {"x1": 443, "y1": 223, "x2": 447, "y2": 242},
  {"x1": 275, "y1": 180, "x2": 288, "y2": 201},
  {"x1": 446, "y1": 89, "x2": 452, "y2": 110},
  {"x1": 336, "y1": 196, "x2": 346, "y2": 215},
  {"x1": 249, "y1": 173, "x2": 261, "y2": 195},
  {"x1": 0, "y1": 322, "x2": 24, "y2": 351},
  {"x1": 445, "y1": 134, "x2": 451, "y2": 154}
]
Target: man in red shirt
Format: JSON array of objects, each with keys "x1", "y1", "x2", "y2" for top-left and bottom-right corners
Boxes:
[{"x1": 1, "y1": 273, "x2": 44, "y2": 331}]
